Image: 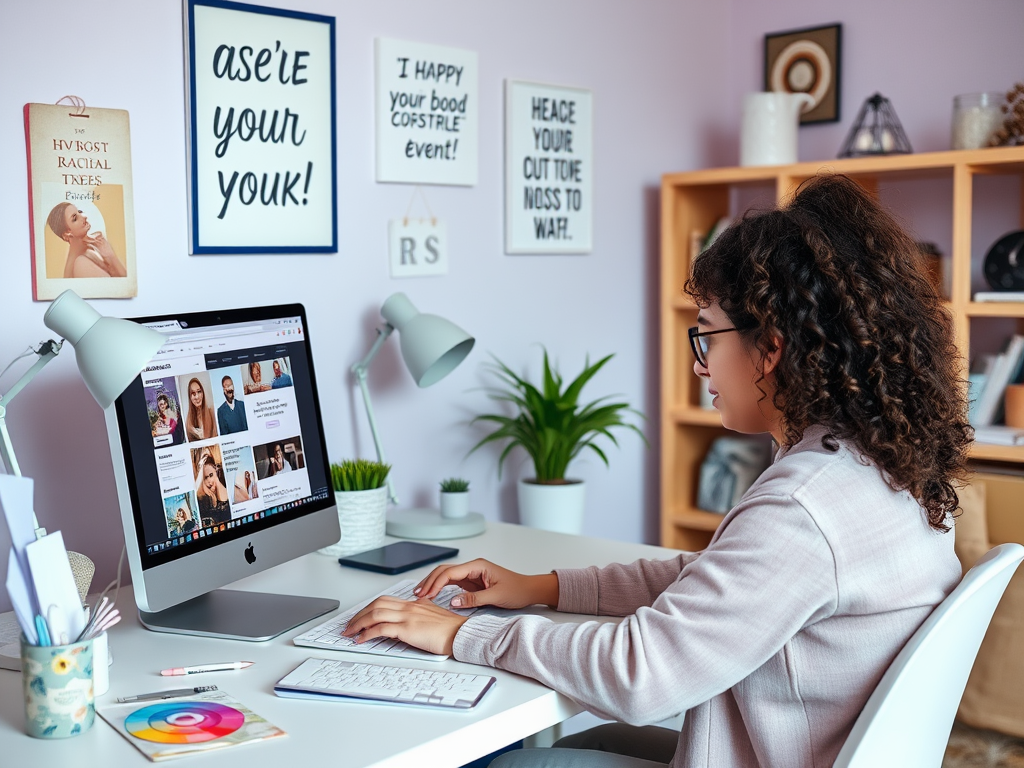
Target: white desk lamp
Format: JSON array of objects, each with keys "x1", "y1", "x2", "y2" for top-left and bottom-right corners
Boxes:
[
  {"x1": 352, "y1": 292, "x2": 485, "y2": 539},
  {"x1": 0, "y1": 289, "x2": 165, "y2": 536}
]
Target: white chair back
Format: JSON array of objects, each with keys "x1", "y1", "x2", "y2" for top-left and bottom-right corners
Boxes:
[{"x1": 834, "y1": 542, "x2": 1024, "y2": 768}]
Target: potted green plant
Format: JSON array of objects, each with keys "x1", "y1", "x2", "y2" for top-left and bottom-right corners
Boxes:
[
  {"x1": 470, "y1": 350, "x2": 646, "y2": 533},
  {"x1": 439, "y1": 477, "x2": 470, "y2": 519},
  {"x1": 318, "y1": 459, "x2": 391, "y2": 557}
]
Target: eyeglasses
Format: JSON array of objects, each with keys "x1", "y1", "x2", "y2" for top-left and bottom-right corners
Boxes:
[{"x1": 688, "y1": 326, "x2": 738, "y2": 368}]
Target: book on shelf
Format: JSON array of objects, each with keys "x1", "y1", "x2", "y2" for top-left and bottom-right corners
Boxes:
[
  {"x1": 702, "y1": 216, "x2": 733, "y2": 252},
  {"x1": 970, "y1": 335, "x2": 1024, "y2": 428},
  {"x1": 968, "y1": 354, "x2": 996, "y2": 426},
  {"x1": 973, "y1": 292, "x2": 1024, "y2": 303},
  {"x1": 973, "y1": 425, "x2": 1024, "y2": 446}
]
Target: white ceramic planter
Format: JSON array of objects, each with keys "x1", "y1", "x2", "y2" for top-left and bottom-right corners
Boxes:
[
  {"x1": 517, "y1": 479, "x2": 586, "y2": 535},
  {"x1": 440, "y1": 491, "x2": 470, "y2": 519},
  {"x1": 318, "y1": 487, "x2": 387, "y2": 557}
]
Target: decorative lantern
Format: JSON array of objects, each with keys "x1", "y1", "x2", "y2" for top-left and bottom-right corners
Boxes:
[{"x1": 838, "y1": 93, "x2": 913, "y2": 158}]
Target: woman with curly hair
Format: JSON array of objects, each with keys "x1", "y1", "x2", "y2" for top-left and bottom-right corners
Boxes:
[{"x1": 342, "y1": 175, "x2": 971, "y2": 768}]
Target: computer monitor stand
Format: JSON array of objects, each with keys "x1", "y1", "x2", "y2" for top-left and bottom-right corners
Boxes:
[{"x1": 139, "y1": 589, "x2": 339, "y2": 641}]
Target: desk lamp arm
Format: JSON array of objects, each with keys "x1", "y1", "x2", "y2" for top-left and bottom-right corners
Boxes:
[
  {"x1": 351, "y1": 325, "x2": 399, "y2": 506},
  {"x1": 0, "y1": 340, "x2": 62, "y2": 532}
]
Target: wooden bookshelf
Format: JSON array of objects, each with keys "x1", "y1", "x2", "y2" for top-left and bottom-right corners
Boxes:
[{"x1": 660, "y1": 146, "x2": 1024, "y2": 550}]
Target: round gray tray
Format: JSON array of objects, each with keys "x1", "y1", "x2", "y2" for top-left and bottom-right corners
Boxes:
[{"x1": 385, "y1": 508, "x2": 486, "y2": 540}]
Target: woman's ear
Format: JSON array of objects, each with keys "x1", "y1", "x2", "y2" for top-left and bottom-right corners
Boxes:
[{"x1": 761, "y1": 334, "x2": 784, "y2": 376}]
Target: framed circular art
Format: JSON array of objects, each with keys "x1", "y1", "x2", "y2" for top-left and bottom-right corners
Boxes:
[{"x1": 764, "y1": 23, "x2": 842, "y2": 124}]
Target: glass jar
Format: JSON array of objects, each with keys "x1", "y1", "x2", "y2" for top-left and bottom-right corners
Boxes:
[{"x1": 952, "y1": 92, "x2": 1006, "y2": 150}]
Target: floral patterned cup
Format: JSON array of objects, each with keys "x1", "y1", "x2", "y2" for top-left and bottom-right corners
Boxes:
[{"x1": 20, "y1": 635, "x2": 95, "y2": 738}]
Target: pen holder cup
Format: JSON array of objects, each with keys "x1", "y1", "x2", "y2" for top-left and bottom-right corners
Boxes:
[{"x1": 20, "y1": 635, "x2": 95, "y2": 738}]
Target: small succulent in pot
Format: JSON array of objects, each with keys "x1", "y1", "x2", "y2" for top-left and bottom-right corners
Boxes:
[
  {"x1": 439, "y1": 477, "x2": 470, "y2": 493},
  {"x1": 439, "y1": 477, "x2": 471, "y2": 518}
]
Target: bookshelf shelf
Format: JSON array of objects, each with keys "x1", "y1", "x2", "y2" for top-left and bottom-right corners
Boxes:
[
  {"x1": 660, "y1": 146, "x2": 1024, "y2": 551},
  {"x1": 966, "y1": 302, "x2": 1024, "y2": 318}
]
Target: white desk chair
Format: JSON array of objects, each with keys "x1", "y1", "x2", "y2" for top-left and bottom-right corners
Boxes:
[{"x1": 834, "y1": 542, "x2": 1024, "y2": 768}]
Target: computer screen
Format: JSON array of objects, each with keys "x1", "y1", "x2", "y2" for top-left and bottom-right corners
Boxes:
[{"x1": 105, "y1": 303, "x2": 340, "y2": 639}]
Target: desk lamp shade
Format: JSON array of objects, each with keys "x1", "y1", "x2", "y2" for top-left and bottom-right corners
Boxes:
[
  {"x1": 381, "y1": 293, "x2": 475, "y2": 387},
  {"x1": 43, "y1": 290, "x2": 165, "y2": 408}
]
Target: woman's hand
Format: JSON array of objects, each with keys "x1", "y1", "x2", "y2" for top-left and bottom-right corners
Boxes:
[
  {"x1": 341, "y1": 596, "x2": 469, "y2": 657},
  {"x1": 414, "y1": 559, "x2": 559, "y2": 610},
  {"x1": 83, "y1": 232, "x2": 128, "y2": 277}
]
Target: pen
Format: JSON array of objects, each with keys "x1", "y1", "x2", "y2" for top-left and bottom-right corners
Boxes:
[
  {"x1": 34, "y1": 615, "x2": 51, "y2": 647},
  {"x1": 161, "y1": 661, "x2": 255, "y2": 676},
  {"x1": 117, "y1": 685, "x2": 218, "y2": 703}
]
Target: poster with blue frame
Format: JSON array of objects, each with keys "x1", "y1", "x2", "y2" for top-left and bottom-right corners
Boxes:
[{"x1": 184, "y1": 0, "x2": 337, "y2": 254}]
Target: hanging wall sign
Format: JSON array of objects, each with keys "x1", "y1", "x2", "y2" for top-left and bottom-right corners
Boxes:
[
  {"x1": 375, "y1": 38, "x2": 478, "y2": 186},
  {"x1": 24, "y1": 100, "x2": 138, "y2": 299},
  {"x1": 388, "y1": 219, "x2": 448, "y2": 278},
  {"x1": 185, "y1": 0, "x2": 337, "y2": 254},
  {"x1": 505, "y1": 80, "x2": 592, "y2": 254}
]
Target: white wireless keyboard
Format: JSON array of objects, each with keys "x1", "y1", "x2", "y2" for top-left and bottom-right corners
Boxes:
[
  {"x1": 293, "y1": 579, "x2": 478, "y2": 661},
  {"x1": 275, "y1": 657, "x2": 495, "y2": 709}
]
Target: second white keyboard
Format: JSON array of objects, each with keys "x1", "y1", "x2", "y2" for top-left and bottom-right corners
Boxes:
[
  {"x1": 293, "y1": 579, "x2": 478, "y2": 661},
  {"x1": 275, "y1": 657, "x2": 496, "y2": 709}
]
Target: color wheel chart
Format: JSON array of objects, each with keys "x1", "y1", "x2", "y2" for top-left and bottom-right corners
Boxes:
[{"x1": 124, "y1": 700, "x2": 245, "y2": 743}]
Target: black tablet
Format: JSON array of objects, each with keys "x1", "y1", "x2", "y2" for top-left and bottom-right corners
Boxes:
[{"x1": 337, "y1": 541, "x2": 459, "y2": 575}]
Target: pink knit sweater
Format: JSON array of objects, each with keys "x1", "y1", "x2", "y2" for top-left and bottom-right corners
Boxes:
[{"x1": 454, "y1": 428, "x2": 960, "y2": 767}]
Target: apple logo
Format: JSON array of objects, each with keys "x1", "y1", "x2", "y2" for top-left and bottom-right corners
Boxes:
[{"x1": 244, "y1": 542, "x2": 256, "y2": 564}]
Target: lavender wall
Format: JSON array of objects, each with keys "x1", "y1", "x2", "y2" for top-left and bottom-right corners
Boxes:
[
  {"x1": 724, "y1": 0, "x2": 1024, "y2": 163},
  {"x1": 0, "y1": 0, "x2": 728, "y2": 601}
]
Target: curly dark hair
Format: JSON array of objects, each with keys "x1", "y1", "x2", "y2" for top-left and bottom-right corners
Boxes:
[{"x1": 684, "y1": 174, "x2": 972, "y2": 531}]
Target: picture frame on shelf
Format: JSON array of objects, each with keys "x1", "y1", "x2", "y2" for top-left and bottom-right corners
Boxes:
[{"x1": 764, "y1": 23, "x2": 841, "y2": 124}]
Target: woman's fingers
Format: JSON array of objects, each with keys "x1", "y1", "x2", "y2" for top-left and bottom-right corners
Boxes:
[
  {"x1": 415, "y1": 560, "x2": 491, "y2": 599},
  {"x1": 341, "y1": 596, "x2": 466, "y2": 656}
]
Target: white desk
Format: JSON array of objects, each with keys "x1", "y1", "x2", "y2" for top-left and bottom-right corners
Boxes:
[{"x1": 0, "y1": 522, "x2": 672, "y2": 767}]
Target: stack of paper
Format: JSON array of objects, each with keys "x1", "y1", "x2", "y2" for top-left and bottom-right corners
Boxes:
[
  {"x1": 973, "y1": 425, "x2": 1024, "y2": 446},
  {"x1": 974, "y1": 292, "x2": 1024, "y2": 303},
  {"x1": 1, "y1": 475, "x2": 86, "y2": 647}
]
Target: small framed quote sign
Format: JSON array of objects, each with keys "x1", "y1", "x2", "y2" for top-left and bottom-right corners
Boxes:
[
  {"x1": 505, "y1": 80, "x2": 592, "y2": 254},
  {"x1": 185, "y1": 0, "x2": 337, "y2": 254},
  {"x1": 375, "y1": 37, "x2": 478, "y2": 186}
]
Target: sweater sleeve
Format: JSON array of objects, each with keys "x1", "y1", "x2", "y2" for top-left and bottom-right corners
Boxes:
[
  {"x1": 555, "y1": 551, "x2": 698, "y2": 616},
  {"x1": 453, "y1": 494, "x2": 837, "y2": 725}
]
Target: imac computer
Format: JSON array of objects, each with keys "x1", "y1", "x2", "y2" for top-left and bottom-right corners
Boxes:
[{"x1": 105, "y1": 303, "x2": 341, "y2": 640}]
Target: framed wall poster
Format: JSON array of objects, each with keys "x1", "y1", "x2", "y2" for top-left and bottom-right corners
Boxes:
[
  {"x1": 24, "y1": 102, "x2": 138, "y2": 300},
  {"x1": 764, "y1": 23, "x2": 841, "y2": 124},
  {"x1": 375, "y1": 38, "x2": 478, "y2": 186},
  {"x1": 505, "y1": 80, "x2": 592, "y2": 254},
  {"x1": 184, "y1": 0, "x2": 337, "y2": 254}
]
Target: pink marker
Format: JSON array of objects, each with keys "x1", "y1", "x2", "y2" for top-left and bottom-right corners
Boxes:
[{"x1": 160, "y1": 661, "x2": 254, "y2": 676}]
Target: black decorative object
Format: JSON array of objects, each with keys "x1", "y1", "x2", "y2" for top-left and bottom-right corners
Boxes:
[
  {"x1": 983, "y1": 230, "x2": 1024, "y2": 291},
  {"x1": 838, "y1": 93, "x2": 913, "y2": 158}
]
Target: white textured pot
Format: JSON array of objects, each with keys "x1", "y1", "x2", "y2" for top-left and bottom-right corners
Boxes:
[
  {"x1": 318, "y1": 487, "x2": 387, "y2": 557},
  {"x1": 440, "y1": 491, "x2": 470, "y2": 519},
  {"x1": 517, "y1": 479, "x2": 586, "y2": 535}
]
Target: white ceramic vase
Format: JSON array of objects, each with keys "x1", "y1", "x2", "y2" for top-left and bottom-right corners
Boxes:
[
  {"x1": 517, "y1": 479, "x2": 586, "y2": 535},
  {"x1": 318, "y1": 487, "x2": 387, "y2": 557},
  {"x1": 740, "y1": 92, "x2": 814, "y2": 167},
  {"x1": 440, "y1": 491, "x2": 470, "y2": 519}
]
